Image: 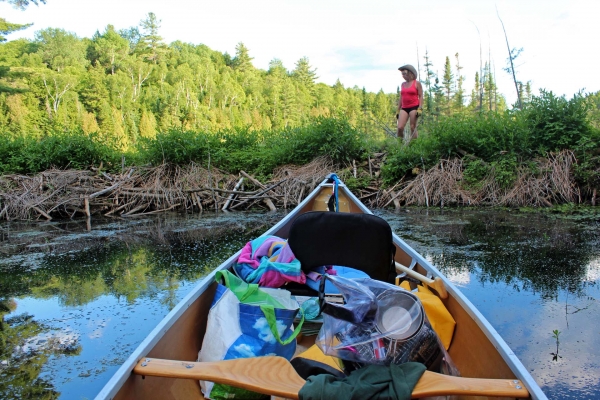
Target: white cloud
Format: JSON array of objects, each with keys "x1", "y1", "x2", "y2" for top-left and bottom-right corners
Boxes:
[
  {"x1": 232, "y1": 343, "x2": 256, "y2": 358},
  {"x1": 253, "y1": 316, "x2": 287, "y2": 344}
]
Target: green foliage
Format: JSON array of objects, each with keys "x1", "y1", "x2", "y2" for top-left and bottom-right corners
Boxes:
[
  {"x1": 339, "y1": 175, "x2": 371, "y2": 192},
  {"x1": 0, "y1": 24, "x2": 395, "y2": 150},
  {"x1": 0, "y1": 18, "x2": 597, "y2": 202},
  {"x1": 524, "y1": 90, "x2": 593, "y2": 153},
  {"x1": 270, "y1": 116, "x2": 366, "y2": 167},
  {"x1": 382, "y1": 89, "x2": 599, "y2": 190},
  {"x1": 572, "y1": 134, "x2": 600, "y2": 189},
  {"x1": 462, "y1": 158, "x2": 491, "y2": 189},
  {"x1": 490, "y1": 154, "x2": 518, "y2": 189},
  {"x1": 0, "y1": 17, "x2": 32, "y2": 43},
  {"x1": 136, "y1": 116, "x2": 367, "y2": 176},
  {"x1": 0, "y1": 130, "x2": 120, "y2": 173},
  {"x1": 381, "y1": 135, "x2": 439, "y2": 184},
  {"x1": 429, "y1": 112, "x2": 528, "y2": 160}
]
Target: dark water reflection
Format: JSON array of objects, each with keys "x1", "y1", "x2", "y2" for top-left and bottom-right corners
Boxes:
[
  {"x1": 0, "y1": 208, "x2": 598, "y2": 399},
  {"x1": 375, "y1": 208, "x2": 600, "y2": 400},
  {"x1": 0, "y1": 212, "x2": 287, "y2": 399}
]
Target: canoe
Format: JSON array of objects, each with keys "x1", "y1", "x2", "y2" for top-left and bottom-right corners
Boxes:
[{"x1": 95, "y1": 177, "x2": 547, "y2": 400}]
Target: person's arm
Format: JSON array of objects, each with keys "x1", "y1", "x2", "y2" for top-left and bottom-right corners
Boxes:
[{"x1": 417, "y1": 81, "x2": 424, "y2": 110}]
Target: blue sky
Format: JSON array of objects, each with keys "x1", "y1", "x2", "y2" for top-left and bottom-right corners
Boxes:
[{"x1": 1, "y1": 0, "x2": 598, "y2": 105}]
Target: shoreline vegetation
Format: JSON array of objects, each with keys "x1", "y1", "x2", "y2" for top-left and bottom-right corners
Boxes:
[
  {"x1": 1, "y1": 14, "x2": 599, "y2": 220},
  {"x1": 1, "y1": 104, "x2": 599, "y2": 221},
  {"x1": 1, "y1": 91, "x2": 600, "y2": 221},
  {"x1": 0, "y1": 148, "x2": 593, "y2": 222}
]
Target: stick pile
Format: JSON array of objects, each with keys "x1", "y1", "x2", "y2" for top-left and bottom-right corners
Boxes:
[
  {"x1": 0, "y1": 149, "x2": 591, "y2": 221},
  {"x1": 0, "y1": 157, "x2": 333, "y2": 221},
  {"x1": 388, "y1": 150, "x2": 581, "y2": 207}
]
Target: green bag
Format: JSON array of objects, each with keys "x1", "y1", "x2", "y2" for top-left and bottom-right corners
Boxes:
[{"x1": 199, "y1": 270, "x2": 304, "y2": 399}]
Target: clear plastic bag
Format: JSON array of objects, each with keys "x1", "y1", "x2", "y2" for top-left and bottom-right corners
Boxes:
[{"x1": 316, "y1": 275, "x2": 458, "y2": 375}]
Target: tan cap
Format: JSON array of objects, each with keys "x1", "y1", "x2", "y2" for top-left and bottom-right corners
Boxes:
[{"x1": 398, "y1": 64, "x2": 417, "y2": 78}]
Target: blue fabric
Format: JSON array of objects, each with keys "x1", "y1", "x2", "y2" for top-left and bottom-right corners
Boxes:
[
  {"x1": 305, "y1": 266, "x2": 370, "y2": 294},
  {"x1": 223, "y1": 303, "x2": 297, "y2": 361}
]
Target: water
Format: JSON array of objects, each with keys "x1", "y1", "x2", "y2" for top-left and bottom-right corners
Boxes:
[
  {"x1": 375, "y1": 208, "x2": 600, "y2": 399},
  {"x1": 0, "y1": 212, "x2": 288, "y2": 399},
  {"x1": 0, "y1": 208, "x2": 598, "y2": 399}
]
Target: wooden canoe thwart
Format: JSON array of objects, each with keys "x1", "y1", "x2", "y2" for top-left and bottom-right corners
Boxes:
[
  {"x1": 132, "y1": 357, "x2": 530, "y2": 399},
  {"x1": 95, "y1": 177, "x2": 548, "y2": 400}
]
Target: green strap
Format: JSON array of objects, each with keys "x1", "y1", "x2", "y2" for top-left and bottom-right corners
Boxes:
[
  {"x1": 216, "y1": 270, "x2": 260, "y2": 302},
  {"x1": 260, "y1": 304, "x2": 305, "y2": 345},
  {"x1": 217, "y1": 270, "x2": 304, "y2": 345}
]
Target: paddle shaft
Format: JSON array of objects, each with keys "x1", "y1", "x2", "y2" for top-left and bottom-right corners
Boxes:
[
  {"x1": 395, "y1": 261, "x2": 448, "y2": 299},
  {"x1": 134, "y1": 356, "x2": 529, "y2": 399}
]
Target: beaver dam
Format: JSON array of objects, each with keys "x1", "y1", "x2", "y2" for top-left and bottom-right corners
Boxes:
[{"x1": 0, "y1": 149, "x2": 595, "y2": 221}]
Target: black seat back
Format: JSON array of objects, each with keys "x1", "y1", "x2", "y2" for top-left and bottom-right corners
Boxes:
[{"x1": 288, "y1": 211, "x2": 396, "y2": 283}]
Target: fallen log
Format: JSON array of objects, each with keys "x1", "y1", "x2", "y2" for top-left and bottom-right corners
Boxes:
[
  {"x1": 229, "y1": 180, "x2": 286, "y2": 210},
  {"x1": 122, "y1": 204, "x2": 149, "y2": 216},
  {"x1": 89, "y1": 182, "x2": 123, "y2": 199},
  {"x1": 240, "y1": 171, "x2": 277, "y2": 211},
  {"x1": 223, "y1": 177, "x2": 245, "y2": 211},
  {"x1": 32, "y1": 206, "x2": 52, "y2": 220}
]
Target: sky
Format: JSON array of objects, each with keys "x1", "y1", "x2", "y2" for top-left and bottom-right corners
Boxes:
[{"x1": 1, "y1": 0, "x2": 599, "y2": 105}]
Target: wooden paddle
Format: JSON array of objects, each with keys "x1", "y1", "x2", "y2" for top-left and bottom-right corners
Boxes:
[
  {"x1": 133, "y1": 356, "x2": 529, "y2": 399},
  {"x1": 395, "y1": 261, "x2": 448, "y2": 299}
]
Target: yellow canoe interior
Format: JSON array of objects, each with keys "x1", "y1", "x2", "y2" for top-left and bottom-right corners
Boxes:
[{"x1": 111, "y1": 186, "x2": 522, "y2": 400}]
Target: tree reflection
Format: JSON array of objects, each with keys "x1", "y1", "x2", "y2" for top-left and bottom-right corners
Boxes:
[
  {"x1": 0, "y1": 213, "x2": 284, "y2": 398},
  {"x1": 394, "y1": 209, "x2": 599, "y2": 299},
  {"x1": 0, "y1": 299, "x2": 80, "y2": 399}
]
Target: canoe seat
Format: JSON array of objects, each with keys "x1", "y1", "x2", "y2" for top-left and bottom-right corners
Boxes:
[{"x1": 288, "y1": 211, "x2": 396, "y2": 284}]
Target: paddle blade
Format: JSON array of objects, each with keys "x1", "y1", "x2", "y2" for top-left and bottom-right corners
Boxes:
[
  {"x1": 413, "y1": 371, "x2": 530, "y2": 398},
  {"x1": 134, "y1": 356, "x2": 304, "y2": 399}
]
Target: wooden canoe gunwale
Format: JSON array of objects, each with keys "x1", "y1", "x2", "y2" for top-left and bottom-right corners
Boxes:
[
  {"x1": 95, "y1": 178, "x2": 546, "y2": 400},
  {"x1": 338, "y1": 184, "x2": 546, "y2": 400},
  {"x1": 95, "y1": 179, "x2": 333, "y2": 400}
]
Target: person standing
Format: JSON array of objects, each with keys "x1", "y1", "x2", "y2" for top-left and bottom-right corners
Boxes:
[{"x1": 396, "y1": 64, "x2": 424, "y2": 142}]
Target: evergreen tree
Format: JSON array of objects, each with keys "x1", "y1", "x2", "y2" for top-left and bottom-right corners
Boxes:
[
  {"x1": 139, "y1": 108, "x2": 157, "y2": 138},
  {"x1": 442, "y1": 56, "x2": 454, "y2": 112},
  {"x1": 0, "y1": 18, "x2": 32, "y2": 42},
  {"x1": 138, "y1": 12, "x2": 166, "y2": 64},
  {"x1": 292, "y1": 57, "x2": 317, "y2": 90},
  {"x1": 232, "y1": 42, "x2": 253, "y2": 72},
  {"x1": 453, "y1": 53, "x2": 465, "y2": 111},
  {"x1": 468, "y1": 72, "x2": 480, "y2": 112},
  {"x1": 422, "y1": 49, "x2": 435, "y2": 112},
  {"x1": 483, "y1": 62, "x2": 497, "y2": 111},
  {"x1": 78, "y1": 63, "x2": 109, "y2": 115}
]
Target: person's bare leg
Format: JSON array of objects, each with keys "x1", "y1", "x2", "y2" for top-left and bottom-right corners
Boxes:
[
  {"x1": 397, "y1": 110, "x2": 409, "y2": 139},
  {"x1": 408, "y1": 110, "x2": 419, "y2": 141}
]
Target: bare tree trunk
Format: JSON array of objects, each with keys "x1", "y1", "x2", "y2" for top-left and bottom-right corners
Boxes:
[
  {"x1": 497, "y1": 7, "x2": 522, "y2": 109},
  {"x1": 470, "y1": 21, "x2": 484, "y2": 112}
]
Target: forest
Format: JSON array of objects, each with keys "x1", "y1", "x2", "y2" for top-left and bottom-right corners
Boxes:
[{"x1": 1, "y1": 10, "x2": 599, "y2": 220}]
